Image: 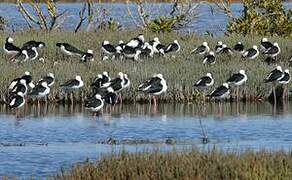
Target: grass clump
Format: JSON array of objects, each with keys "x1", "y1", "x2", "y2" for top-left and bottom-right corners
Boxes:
[
  {"x1": 0, "y1": 30, "x2": 291, "y2": 104},
  {"x1": 54, "y1": 148, "x2": 292, "y2": 179}
]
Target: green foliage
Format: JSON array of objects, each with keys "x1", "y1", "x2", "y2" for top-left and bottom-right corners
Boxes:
[
  {"x1": 146, "y1": 15, "x2": 184, "y2": 33},
  {"x1": 227, "y1": 0, "x2": 292, "y2": 37},
  {"x1": 55, "y1": 149, "x2": 292, "y2": 179}
]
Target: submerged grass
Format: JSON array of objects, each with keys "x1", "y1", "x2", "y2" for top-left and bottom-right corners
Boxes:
[
  {"x1": 0, "y1": 30, "x2": 291, "y2": 104},
  {"x1": 54, "y1": 148, "x2": 292, "y2": 179}
]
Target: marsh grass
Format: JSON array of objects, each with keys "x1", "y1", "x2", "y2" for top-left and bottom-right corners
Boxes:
[
  {"x1": 0, "y1": 30, "x2": 291, "y2": 104},
  {"x1": 54, "y1": 148, "x2": 292, "y2": 179}
]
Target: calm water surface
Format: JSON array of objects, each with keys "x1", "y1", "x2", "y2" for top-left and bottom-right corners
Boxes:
[
  {"x1": 1, "y1": 3, "x2": 291, "y2": 35},
  {"x1": 0, "y1": 102, "x2": 292, "y2": 177}
]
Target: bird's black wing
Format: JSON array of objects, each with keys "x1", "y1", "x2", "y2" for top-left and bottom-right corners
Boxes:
[
  {"x1": 60, "y1": 79, "x2": 79, "y2": 87},
  {"x1": 226, "y1": 73, "x2": 244, "y2": 83}
]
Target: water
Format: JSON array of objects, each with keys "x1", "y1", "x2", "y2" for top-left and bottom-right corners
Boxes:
[
  {"x1": 0, "y1": 102, "x2": 292, "y2": 178},
  {"x1": 0, "y1": 3, "x2": 291, "y2": 35}
]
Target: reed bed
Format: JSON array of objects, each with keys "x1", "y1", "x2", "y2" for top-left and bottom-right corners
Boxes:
[
  {"x1": 54, "y1": 148, "x2": 292, "y2": 179},
  {"x1": 0, "y1": 31, "x2": 291, "y2": 104}
]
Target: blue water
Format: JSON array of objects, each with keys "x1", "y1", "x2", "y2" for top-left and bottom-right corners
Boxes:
[
  {"x1": 0, "y1": 3, "x2": 291, "y2": 35},
  {"x1": 0, "y1": 103, "x2": 292, "y2": 178}
]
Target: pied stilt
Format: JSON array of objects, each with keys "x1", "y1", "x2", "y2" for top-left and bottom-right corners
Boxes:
[
  {"x1": 278, "y1": 69, "x2": 290, "y2": 101},
  {"x1": 3, "y1": 37, "x2": 21, "y2": 55},
  {"x1": 29, "y1": 81, "x2": 50, "y2": 104},
  {"x1": 215, "y1": 41, "x2": 223, "y2": 54},
  {"x1": 218, "y1": 44, "x2": 233, "y2": 55},
  {"x1": 191, "y1": 42, "x2": 210, "y2": 55},
  {"x1": 22, "y1": 41, "x2": 45, "y2": 50},
  {"x1": 122, "y1": 46, "x2": 141, "y2": 60},
  {"x1": 242, "y1": 45, "x2": 259, "y2": 60},
  {"x1": 208, "y1": 83, "x2": 230, "y2": 100},
  {"x1": 102, "y1": 72, "x2": 125, "y2": 103},
  {"x1": 165, "y1": 40, "x2": 181, "y2": 54},
  {"x1": 38, "y1": 73, "x2": 55, "y2": 87},
  {"x1": 56, "y1": 43, "x2": 84, "y2": 57},
  {"x1": 193, "y1": 73, "x2": 214, "y2": 102},
  {"x1": 101, "y1": 40, "x2": 117, "y2": 56},
  {"x1": 27, "y1": 47, "x2": 39, "y2": 60},
  {"x1": 264, "y1": 42, "x2": 281, "y2": 60},
  {"x1": 226, "y1": 69, "x2": 247, "y2": 101},
  {"x1": 9, "y1": 71, "x2": 34, "y2": 91},
  {"x1": 233, "y1": 42, "x2": 245, "y2": 54},
  {"x1": 60, "y1": 75, "x2": 84, "y2": 104},
  {"x1": 126, "y1": 34, "x2": 145, "y2": 49},
  {"x1": 203, "y1": 51, "x2": 216, "y2": 65},
  {"x1": 8, "y1": 91, "x2": 25, "y2": 117},
  {"x1": 260, "y1": 38, "x2": 273, "y2": 52},
  {"x1": 138, "y1": 74, "x2": 167, "y2": 107},
  {"x1": 81, "y1": 49, "x2": 94, "y2": 62},
  {"x1": 12, "y1": 49, "x2": 29, "y2": 62},
  {"x1": 85, "y1": 94, "x2": 104, "y2": 115},
  {"x1": 9, "y1": 79, "x2": 28, "y2": 96},
  {"x1": 264, "y1": 65, "x2": 284, "y2": 104}
]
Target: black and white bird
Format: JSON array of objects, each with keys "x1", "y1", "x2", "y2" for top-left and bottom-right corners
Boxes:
[
  {"x1": 215, "y1": 41, "x2": 223, "y2": 54},
  {"x1": 26, "y1": 47, "x2": 39, "y2": 60},
  {"x1": 29, "y1": 81, "x2": 50, "y2": 100},
  {"x1": 3, "y1": 37, "x2": 21, "y2": 55},
  {"x1": 102, "y1": 87, "x2": 118, "y2": 106},
  {"x1": 60, "y1": 75, "x2": 84, "y2": 91},
  {"x1": 193, "y1": 73, "x2": 214, "y2": 89},
  {"x1": 8, "y1": 71, "x2": 35, "y2": 91},
  {"x1": 102, "y1": 72, "x2": 124, "y2": 93},
  {"x1": 226, "y1": 70, "x2": 247, "y2": 86},
  {"x1": 208, "y1": 83, "x2": 230, "y2": 99},
  {"x1": 94, "y1": 87, "x2": 118, "y2": 106},
  {"x1": 81, "y1": 49, "x2": 94, "y2": 62},
  {"x1": 203, "y1": 51, "x2": 216, "y2": 65},
  {"x1": 126, "y1": 34, "x2": 145, "y2": 49},
  {"x1": 138, "y1": 74, "x2": 167, "y2": 106},
  {"x1": 264, "y1": 66, "x2": 284, "y2": 83},
  {"x1": 278, "y1": 69, "x2": 290, "y2": 100},
  {"x1": 9, "y1": 79, "x2": 28, "y2": 96},
  {"x1": 191, "y1": 42, "x2": 210, "y2": 55},
  {"x1": 8, "y1": 91, "x2": 25, "y2": 117},
  {"x1": 150, "y1": 37, "x2": 165, "y2": 55},
  {"x1": 226, "y1": 69, "x2": 248, "y2": 101},
  {"x1": 140, "y1": 42, "x2": 154, "y2": 58},
  {"x1": 218, "y1": 44, "x2": 233, "y2": 55},
  {"x1": 22, "y1": 40, "x2": 45, "y2": 50},
  {"x1": 194, "y1": 73, "x2": 214, "y2": 102},
  {"x1": 12, "y1": 49, "x2": 29, "y2": 62},
  {"x1": 122, "y1": 73, "x2": 130, "y2": 90},
  {"x1": 233, "y1": 42, "x2": 245, "y2": 54},
  {"x1": 122, "y1": 46, "x2": 141, "y2": 60},
  {"x1": 260, "y1": 38, "x2": 273, "y2": 52},
  {"x1": 264, "y1": 65, "x2": 284, "y2": 103},
  {"x1": 38, "y1": 73, "x2": 55, "y2": 87},
  {"x1": 101, "y1": 40, "x2": 117, "y2": 55},
  {"x1": 85, "y1": 94, "x2": 104, "y2": 114},
  {"x1": 91, "y1": 71, "x2": 111, "y2": 90},
  {"x1": 264, "y1": 42, "x2": 281, "y2": 59},
  {"x1": 164, "y1": 40, "x2": 180, "y2": 54},
  {"x1": 242, "y1": 45, "x2": 259, "y2": 60},
  {"x1": 56, "y1": 43, "x2": 84, "y2": 57}
]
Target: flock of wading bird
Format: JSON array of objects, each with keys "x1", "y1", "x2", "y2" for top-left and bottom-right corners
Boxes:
[{"x1": 2, "y1": 34, "x2": 291, "y2": 116}]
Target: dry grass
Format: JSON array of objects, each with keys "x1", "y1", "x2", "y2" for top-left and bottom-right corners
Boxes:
[
  {"x1": 54, "y1": 148, "x2": 292, "y2": 179},
  {"x1": 0, "y1": 30, "x2": 291, "y2": 104}
]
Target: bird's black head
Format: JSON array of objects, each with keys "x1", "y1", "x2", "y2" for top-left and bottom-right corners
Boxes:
[
  {"x1": 38, "y1": 42, "x2": 46, "y2": 48},
  {"x1": 56, "y1": 43, "x2": 62, "y2": 47}
]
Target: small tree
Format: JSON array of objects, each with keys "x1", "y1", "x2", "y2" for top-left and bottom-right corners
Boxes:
[{"x1": 226, "y1": 0, "x2": 292, "y2": 37}]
